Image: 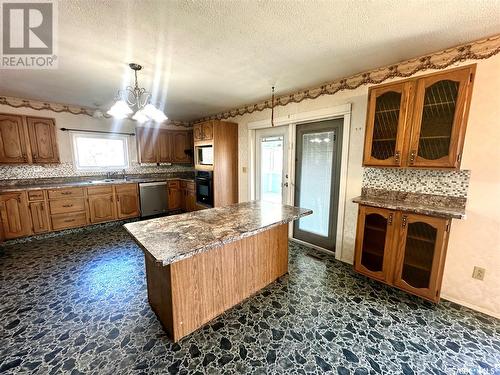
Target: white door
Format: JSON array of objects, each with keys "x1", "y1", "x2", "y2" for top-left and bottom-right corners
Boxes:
[{"x1": 255, "y1": 126, "x2": 289, "y2": 204}]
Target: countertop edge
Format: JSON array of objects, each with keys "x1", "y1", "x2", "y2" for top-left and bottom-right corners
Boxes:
[
  {"x1": 352, "y1": 196, "x2": 466, "y2": 220},
  {"x1": 124, "y1": 208, "x2": 313, "y2": 266},
  {"x1": 0, "y1": 177, "x2": 195, "y2": 192}
]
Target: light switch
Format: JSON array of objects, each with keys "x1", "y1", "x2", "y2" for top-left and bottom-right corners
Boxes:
[{"x1": 242, "y1": 167, "x2": 247, "y2": 173}]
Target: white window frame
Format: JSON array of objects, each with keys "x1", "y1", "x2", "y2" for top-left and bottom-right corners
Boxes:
[{"x1": 70, "y1": 132, "x2": 130, "y2": 171}]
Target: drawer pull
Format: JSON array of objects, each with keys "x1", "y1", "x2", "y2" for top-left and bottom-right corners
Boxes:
[
  {"x1": 64, "y1": 219, "x2": 76, "y2": 223},
  {"x1": 62, "y1": 204, "x2": 73, "y2": 208},
  {"x1": 61, "y1": 192, "x2": 72, "y2": 195},
  {"x1": 402, "y1": 215, "x2": 408, "y2": 228},
  {"x1": 388, "y1": 213, "x2": 393, "y2": 225}
]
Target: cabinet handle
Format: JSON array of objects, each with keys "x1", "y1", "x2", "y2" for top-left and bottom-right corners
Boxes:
[
  {"x1": 61, "y1": 192, "x2": 72, "y2": 195},
  {"x1": 17, "y1": 196, "x2": 21, "y2": 204},
  {"x1": 388, "y1": 213, "x2": 393, "y2": 225},
  {"x1": 64, "y1": 219, "x2": 75, "y2": 223},
  {"x1": 394, "y1": 151, "x2": 401, "y2": 165},
  {"x1": 409, "y1": 150, "x2": 416, "y2": 165},
  {"x1": 62, "y1": 204, "x2": 73, "y2": 208},
  {"x1": 401, "y1": 215, "x2": 408, "y2": 228}
]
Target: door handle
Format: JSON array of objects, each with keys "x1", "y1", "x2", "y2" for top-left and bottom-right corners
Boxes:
[{"x1": 283, "y1": 182, "x2": 289, "y2": 187}]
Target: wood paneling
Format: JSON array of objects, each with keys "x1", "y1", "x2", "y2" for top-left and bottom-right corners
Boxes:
[
  {"x1": 26, "y1": 117, "x2": 59, "y2": 163},
  {"x1": 0, "y1": 114, "x2": 29, "y2": 164},
  {"x1": 0, "y1": 191, "x2": 32, "y2": 239},
  {"x1": 213, "y1": 121, "x2": 238, "y2": 207},
  {"x1": 144, "y1": 223, "x2": 288, "y2": 342}
]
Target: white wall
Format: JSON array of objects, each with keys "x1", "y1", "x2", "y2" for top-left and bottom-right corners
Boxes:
[{"x1": 228, "y1": 56, "x2": 500, "y2": 318}]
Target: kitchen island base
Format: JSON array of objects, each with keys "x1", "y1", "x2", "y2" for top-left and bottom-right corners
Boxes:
[{"x1": 145, "y1": 223, "x2": 289, "y2": 342}]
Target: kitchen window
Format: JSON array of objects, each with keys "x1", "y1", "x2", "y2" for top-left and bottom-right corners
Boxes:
[{"x1": 71, "y1": 132, "x2": 129, "y2": 170}]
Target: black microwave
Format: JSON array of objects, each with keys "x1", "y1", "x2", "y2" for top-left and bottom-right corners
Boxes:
[{"x1": 195, "y1": 145, "x2": 214, "y2": 165}]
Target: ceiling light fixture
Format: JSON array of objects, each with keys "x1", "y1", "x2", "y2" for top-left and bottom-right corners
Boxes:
[{"x1": 107, "y1": 63, "x2": 167, "y2": 123}]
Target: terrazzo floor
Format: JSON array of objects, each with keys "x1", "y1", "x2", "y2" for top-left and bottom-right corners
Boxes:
[{"x1": 0, "y1": 224, "x2": 499, "y2": 374}]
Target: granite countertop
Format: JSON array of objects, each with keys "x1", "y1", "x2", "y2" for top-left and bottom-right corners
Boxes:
[
  {"x1": 0, "y1": 176, "x2": 195, "y2": 192},
  {"x1": 124, "y1": 200, "x2": 312, "y2": 266},
  {"x1": 352, "y1": 188, "x2": 466, "y2": 219}
]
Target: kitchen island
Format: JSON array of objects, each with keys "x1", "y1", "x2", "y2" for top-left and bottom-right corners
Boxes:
[{"x1": 124, "y1": 201, "x2": 312, "y2": 342}]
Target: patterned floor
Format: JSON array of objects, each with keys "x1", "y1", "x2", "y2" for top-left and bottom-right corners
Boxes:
[{"x1": 0, "y1": 224, "x2": 498, "y2": 374}]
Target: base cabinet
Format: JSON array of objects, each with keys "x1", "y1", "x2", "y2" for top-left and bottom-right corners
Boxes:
[
  {"x1": 354, "y1": 205, "x2": 450, "y2": 302},
  {"x1": 115, "y1": 185, "x2": 140, "y2": 219},
  {"x1": 29, "y1": 201, "x2": 50, "y2": 233},
  {"x1": 88, "y1": 195, "x2": 116, "y2": 223},
  {"x1": 0, "y1": 192, "x2": 32, "y2": 239}
]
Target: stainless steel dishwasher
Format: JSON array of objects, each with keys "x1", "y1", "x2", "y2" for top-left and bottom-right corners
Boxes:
[{"x1": 139, "y1": 181, "x2": 169, "y2": 217}]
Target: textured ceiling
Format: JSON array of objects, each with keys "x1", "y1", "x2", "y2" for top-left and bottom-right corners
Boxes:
[{"x1": 0, "y1": 0, "x2": 499, "y2": 121}]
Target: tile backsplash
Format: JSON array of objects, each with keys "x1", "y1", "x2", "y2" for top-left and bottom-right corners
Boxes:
[
  {"x1": 0, "y1": 162, "x2": 194, "y2": 180},
  {"x1": 362, "y1": 168, "x2": 470, "y2": 198}
]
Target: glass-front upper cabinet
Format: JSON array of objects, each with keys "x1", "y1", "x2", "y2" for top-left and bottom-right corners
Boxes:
[
  {"x1": 409, "y1": 67, "x2": 474, "y2": 168},
  {"x1": 362, "y1": 65, "x2": 475, "y2": 169},
  {"x1": 354, "y1": 206, "x2": 395, "y2": 282},
  {"x1": 363, "y1": 82, "x2": 411, "y2": 167},
  {"x1": 392, "y1": 213, "x2": 449, "y2": 301}
]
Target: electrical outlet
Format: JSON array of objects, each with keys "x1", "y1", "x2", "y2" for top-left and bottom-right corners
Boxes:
[
  {"x1": 472, "y1": 266, "x2": 485, "y2": 280},
  {"x1": 242, "y1": 167, "x2": 247, "y2": 173}
]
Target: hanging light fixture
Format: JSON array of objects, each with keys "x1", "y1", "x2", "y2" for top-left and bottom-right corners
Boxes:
[
  {"x1": 271, "y1": 86, "x2": 275, "y2": 127},
  {"x1": 107, "y1": 63, "x2": 167, "y2": 123}
]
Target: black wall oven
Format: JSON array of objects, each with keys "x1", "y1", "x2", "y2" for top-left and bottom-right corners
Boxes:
[{"x1": 195, "y1": 170, "x2": 213, "y2": 207}]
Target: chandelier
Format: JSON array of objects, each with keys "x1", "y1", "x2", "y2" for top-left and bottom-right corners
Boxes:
[{"x1": 107, "y1": 63, "x2": 167, "y2": 123}]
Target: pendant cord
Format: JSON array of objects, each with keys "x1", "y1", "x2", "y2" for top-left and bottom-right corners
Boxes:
[{"x1": 271, "y1": 86, "x2": 275, "y2": 127}]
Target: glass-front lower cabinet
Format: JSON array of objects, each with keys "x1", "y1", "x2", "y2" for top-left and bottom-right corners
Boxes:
[
  {"x1": 354, "y1": 206, "x2": 396, "y2": 283},
  {"x1": 392, "y1": 213, "x2": 450, "y2": 301},
  {"x1": 354, "y1": 206, "x2": 451, "y2": 302}
]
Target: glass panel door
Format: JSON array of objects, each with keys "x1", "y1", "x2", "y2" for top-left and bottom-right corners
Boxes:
[
  {"x1": 360, "y1": 213, "x2": 388, "y2": 272},
  {"x1": 255, "y1": 127, "x2": 289, "y2": 204},
  {"x1": 393, "y1": 214, "x2": 449, "y2": 301},
  {"x1": 409, "y1": 68, "x2": 472, "y2": 168},
  {"x1": 293, "y1": 119, "x2": 343, "y2": 251},
  {"x1": 364, "y1": 82, "x2": 408, "y2": 167}
]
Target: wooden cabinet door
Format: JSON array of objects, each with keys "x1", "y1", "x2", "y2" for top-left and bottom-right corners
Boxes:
[
  {"x1": 392, "y1": 213, "x2": 449, "y2": 302},
  {"x1": 116, "y1": 186, "x2": 140, "y2": 219},
  {"x1": 202, "y1": 121, "x2": 213, "y2": 141},
  {"x1": 408, "y1": 67, "x2": 474, "y2": 168},
  {"x1": 0, "y1": 192, "x2": 32, "y2": 239},
  {"x1": 26, "y1": 117, "x2": 59, "y2": 163},
  {"x1": 30, "y1": 201, "x2": 50, "y2": 233},
  {"x1": 88, "y1": 195, "x2": 116, "y2": 223},
  {"x1": 158, "y1": 130, "x2": 173, "y2": 163},
  {"x1": 168, "y1": 187, "x2": 182, "y2": 210},
  {"x1": 193, "y1": 124, "x2": 203, "y2": 142},
  {"x1": 172, "y1": 131, "x2": 191, "y2": 163},
  {"x1": 363, "y1": 82, "x2": 411, "y2": 167},
  {"x1": 0, "y1": 114, "x2": 29, "y2": 164},
  {"x1": 137, "y1": 127, "x2": 158, "y2": 163},
  {"x1": 185, "y1": 189, "x2": 196, "y2": 212},
  {"x1": 354, "y1": 206, "x2": 396, "y2": 282}
]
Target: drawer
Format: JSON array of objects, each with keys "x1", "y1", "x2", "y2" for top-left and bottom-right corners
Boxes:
[
  {"x1": 49, "y1": 198, "x2": 86, "y2": 214},
  {"x1": 167, "y1": 180, "x2": 180, "y2": 188},
  {"x1": 48, "y1": 187, "x2": 84, "y2": 199},
  {"x1": 28, "y1": 190, "x2": 45, "y2": 201},
  {"x1": 185, "y1": 181, "x2": 195, "y2": 191},
  {"x1": 180, "y1": 181, "x2": 187, "y2": 189},
  {"x1": 115, "y1": 183, "x2": 138, "y2": 194},
  {"x1": 87, "y1": 185, "x2": 113, "y2": 196},
  {"x1": 51, "y1": 212, "x2": 87, "y2": 231}
]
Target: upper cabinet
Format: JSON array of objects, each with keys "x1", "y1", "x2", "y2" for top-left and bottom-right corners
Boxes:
[
  {"x1": 363, "y1": 65, "x2": 475, "y2": 169},
  {"x1": 136, "y1": 127, "x2": 193, "y2": 164},
  {"x1": 26, "y1": 117, "x2": 60, "y2": 163},
  {"x1": 193, "y1": 121, "x2": 213, "y2": 143},
  {"x1": 0, "y1": 113, "x2": 59, "y2": 165}
]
